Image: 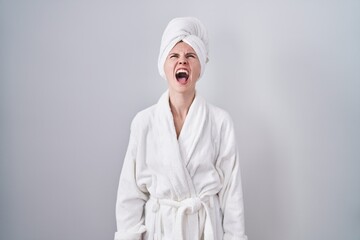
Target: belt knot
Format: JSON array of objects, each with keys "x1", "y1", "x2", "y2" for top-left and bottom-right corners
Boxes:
[{"x1": 182, "y1": 197, "x2": 202, "y2": 215}]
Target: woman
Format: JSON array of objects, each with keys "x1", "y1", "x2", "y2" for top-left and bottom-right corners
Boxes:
[{"x1": 114, "y1": 17, "x2": 248, "y2": 240}]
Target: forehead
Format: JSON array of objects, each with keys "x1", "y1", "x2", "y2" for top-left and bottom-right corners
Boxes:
[{"x1": 169, "y1": 41, "x2": 196, "y2": 53}]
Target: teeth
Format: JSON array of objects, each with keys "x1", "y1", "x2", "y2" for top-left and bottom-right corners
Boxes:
[{"x1": 176, "y1": 69, "x2": 189, "y2": 75}]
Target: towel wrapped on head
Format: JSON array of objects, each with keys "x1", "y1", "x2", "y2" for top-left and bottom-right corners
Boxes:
[{"x1": 158, "y1": 17, "x2": 209, "y2": 80}]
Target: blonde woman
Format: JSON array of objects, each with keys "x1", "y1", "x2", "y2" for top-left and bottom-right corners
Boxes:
[{"x1": 114, "y1": 17, "x2": 248, "y2": 240}]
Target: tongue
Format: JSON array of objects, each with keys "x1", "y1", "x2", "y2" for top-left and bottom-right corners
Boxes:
[{"x1": 178, "y1": 77, "x2": 187, "y2": 84}]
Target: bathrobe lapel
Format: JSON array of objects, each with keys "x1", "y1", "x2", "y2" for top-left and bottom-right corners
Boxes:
[
  {"x1": 178, "y1": 93, "x2": 207, "y2": 167},
  {"x1": 154, "y1": 91, "x2": 208, "y2": 199}
]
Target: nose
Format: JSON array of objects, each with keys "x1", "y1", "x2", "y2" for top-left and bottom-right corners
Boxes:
[{"x1": 179, "y1": 56, "x2": 188, "y2": 65}]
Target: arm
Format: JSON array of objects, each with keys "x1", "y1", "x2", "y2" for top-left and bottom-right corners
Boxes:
[
  {"x1": 216, "y1": 115, "x2": 248, "y2": 240},
  {"x1": 114, "y1": 119, "x2": 148, "y2": 240}
]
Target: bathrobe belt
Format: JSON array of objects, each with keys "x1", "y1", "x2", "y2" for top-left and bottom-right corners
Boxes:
[{"x1": 149, "y1": 196, "x2": 215, "y2": 240}]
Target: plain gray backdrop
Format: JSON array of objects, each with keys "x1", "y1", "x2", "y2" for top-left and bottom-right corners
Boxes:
[{"x1": 1, "y1": 0, "x2": 359, "y2": 240}]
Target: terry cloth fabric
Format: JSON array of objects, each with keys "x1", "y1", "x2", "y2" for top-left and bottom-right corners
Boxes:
[
  {"x1": 114, "y1": 91, "x2": 248, "y2": 240},
  {"x1": 158, "y1": 17, "x2": 209, "y2": 80}
]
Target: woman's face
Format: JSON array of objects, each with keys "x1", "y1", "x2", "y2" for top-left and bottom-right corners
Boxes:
[{"x1": 164, "y1": 41, "x2": 201, "y2": 95}]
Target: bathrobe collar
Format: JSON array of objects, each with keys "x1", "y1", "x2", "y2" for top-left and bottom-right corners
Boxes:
[{"x1": 154, "y1": 90, "x2": 208, "y2": 200}]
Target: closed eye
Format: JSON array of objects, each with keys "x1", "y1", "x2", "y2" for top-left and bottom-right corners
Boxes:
[
  {"x1": 186, "y1": 53, "x2": 197, "y2": 58},
  {"x1": 169, "y1": 53, "x2": 179, "y2": 58}
]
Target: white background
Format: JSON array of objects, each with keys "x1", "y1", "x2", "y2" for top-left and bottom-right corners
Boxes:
[{"x1": 1, "y1": 0, "x2": 359, "y2": 239}]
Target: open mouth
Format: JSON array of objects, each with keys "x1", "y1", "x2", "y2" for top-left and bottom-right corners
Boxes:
[{"x1": 175, "y1": 69, "x2": 189, "y2": 84}]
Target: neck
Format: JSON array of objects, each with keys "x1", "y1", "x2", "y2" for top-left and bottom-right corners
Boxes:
[{"x1": 168, "y1": 90, "x2": 195, "y2": 120}]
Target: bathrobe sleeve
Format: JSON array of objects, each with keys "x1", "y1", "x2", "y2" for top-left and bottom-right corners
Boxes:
[
  {"x1": 114, "y1": 117, "x2": 149, "y2": 240},
  {"x1": 216, "y1": 114, "x2": 248, "y2": 240}
]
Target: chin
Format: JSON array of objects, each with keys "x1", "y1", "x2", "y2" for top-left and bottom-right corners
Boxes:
[{"x1": 172, "y1": 86, "x2": 196, "y2": 95}]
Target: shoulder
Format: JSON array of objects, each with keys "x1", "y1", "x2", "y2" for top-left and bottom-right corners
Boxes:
[
  {"x1": 206, "y1": 102, "x2": 235, "y2": 130},
  {"x1": 130, "y1": 104, "x2": 157, "y2": 131},
  {"x1": 204, "y1": 101, "x2": 237, "y2": 152}
]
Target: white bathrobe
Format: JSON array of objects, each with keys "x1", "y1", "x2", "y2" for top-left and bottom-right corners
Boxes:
[{"x1": 114, "y1": 91, "x2": 248, "y2": 240}]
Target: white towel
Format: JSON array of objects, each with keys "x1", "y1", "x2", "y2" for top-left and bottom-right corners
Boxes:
[{"x1": 158, "y1": 17, "x2": 209, "y2": 80}]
